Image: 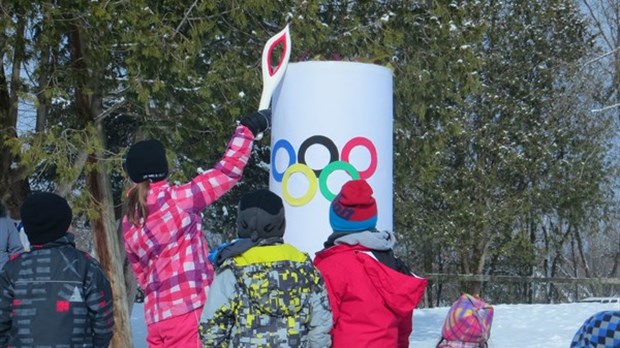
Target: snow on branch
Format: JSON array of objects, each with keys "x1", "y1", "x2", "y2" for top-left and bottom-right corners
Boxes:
[
  {"x1": 590, "y1": 102, "x2": 620, "y2": 113},
  {"x1": 581, "y1": 47, "x2": 620, "y2": 68}
]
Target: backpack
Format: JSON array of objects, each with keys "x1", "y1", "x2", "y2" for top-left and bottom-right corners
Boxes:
[{"x1": 438, "y1": 293, "x2": 494, "y2": 347}]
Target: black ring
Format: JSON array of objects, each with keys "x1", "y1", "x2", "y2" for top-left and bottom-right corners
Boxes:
[{"x1": 298, "y1": 135, "x2": 339, "y2": 178}]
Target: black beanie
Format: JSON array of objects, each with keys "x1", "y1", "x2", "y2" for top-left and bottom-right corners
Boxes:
[
  {"x1": 125, "y1": 139, "x2": 169, "y2": 183},
  {"x1": 20, "y1": 192, "x2": 72, "y2": 245},
  {"x1": 237, "y1": 189, "x2": 286, "y2": 241}
]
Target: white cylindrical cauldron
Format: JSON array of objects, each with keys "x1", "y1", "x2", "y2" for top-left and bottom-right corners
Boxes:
[{"x1": 270, "y1": 61, "x2": 393, "y2": 256}]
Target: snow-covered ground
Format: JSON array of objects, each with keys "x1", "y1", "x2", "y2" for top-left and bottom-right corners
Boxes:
[
  {"x1": 130, "y1": 301, "x2": 620, "y2": 347},
  {"x1": 410, "y1": 301, "x2": 619, "y2": 347}
]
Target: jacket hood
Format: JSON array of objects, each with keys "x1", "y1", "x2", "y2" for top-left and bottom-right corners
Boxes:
[
  {"x1": 314, "y1": 244, "x2": 427, "y2": 316},
  {"x1": 324, "y1": 229, "x2": 396, "y2": 249},
  {"x1": 337, "y1": 230, "x2": 396, "y2": 250},
  {"x1": 356, "y1": 250, "x2": 427, "y2": 315}
]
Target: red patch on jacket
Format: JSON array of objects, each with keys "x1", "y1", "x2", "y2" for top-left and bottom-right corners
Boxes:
[
  {"x1": 56, "y1": 300, "x2": 70, "y2": 312},
  {"x1": 12, "y1": 299, "x2": 21, "y2": 316},
  {"x1": 9, "y1": 253, "x2": 21, "y2": 261}
]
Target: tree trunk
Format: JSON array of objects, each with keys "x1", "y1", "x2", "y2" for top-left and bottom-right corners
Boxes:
[
  {"x1": 574, "y1": 225, "x2": 591, "y2": 278},
  {"x1": 615, "y1": 1, "x2": 619, "y2": 121},
  {"x1": 35, "y1": 1, "x2": 55, "y2": 133},
  {"x1": 84, "y1": 117, "x2": 133, "y2": 347},
  {"x1": 0, "y1": 7, "x2": 30, "y2": 215},
  {"x1": 86, "y1": 146, "x2": 134, "y2": 347},
  {"x1": 69, "y1": 25, "x2": 133, "y2": 348}
]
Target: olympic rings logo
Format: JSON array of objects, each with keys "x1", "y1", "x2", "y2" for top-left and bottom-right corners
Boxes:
[{"x1": 271, "y1": 135, "x2": 378, "y2": 206}]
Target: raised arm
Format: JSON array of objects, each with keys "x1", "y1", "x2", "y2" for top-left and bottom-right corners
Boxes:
[{"x1": 173, "y1": 109, "x2": 271, "y2": 213}]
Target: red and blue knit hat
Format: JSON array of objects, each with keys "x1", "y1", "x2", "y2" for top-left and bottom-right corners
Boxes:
[{"x1": 329, "y1": 179, "x2": 378, "y2": 232}]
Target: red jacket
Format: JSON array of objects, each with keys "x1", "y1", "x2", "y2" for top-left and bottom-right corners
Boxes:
[{"x1": 314, "y1": 244, "x2": 427, "y2": 348}]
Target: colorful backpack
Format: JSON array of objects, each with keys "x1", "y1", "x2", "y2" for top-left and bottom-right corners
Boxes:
[{"x1": 437, "y1": 293, "x2": 494, "y2": 348}]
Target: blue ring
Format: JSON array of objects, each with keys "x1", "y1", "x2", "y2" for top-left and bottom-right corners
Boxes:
[{"x1": 271, "y1": 139, "x2": 296, "y2": 182}]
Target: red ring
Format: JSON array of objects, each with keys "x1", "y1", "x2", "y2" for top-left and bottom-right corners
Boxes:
[{"x1": 341, "y1": 137, "x2": 377, "y2": 179}]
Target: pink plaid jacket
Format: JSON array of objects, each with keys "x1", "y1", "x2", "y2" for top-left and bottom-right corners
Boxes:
[{"x1": 123, "y1": 125, "x2": 254, "y2": 324}]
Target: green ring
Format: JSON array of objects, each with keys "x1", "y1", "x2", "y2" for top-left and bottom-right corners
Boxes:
[{"x1": 319, "y1": 161, "x2": 361, "y2": 201}]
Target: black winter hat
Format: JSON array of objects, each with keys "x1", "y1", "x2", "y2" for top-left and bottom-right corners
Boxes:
[
  {"x1": 237, "y1": 189, "x2": 286, "y2": 241},
  {"x1": 125, "y1": 139, "x2": 169, "y2": 183},
  {"x1": 20, "y1": 192, "x2": 72, "y2": 245}
]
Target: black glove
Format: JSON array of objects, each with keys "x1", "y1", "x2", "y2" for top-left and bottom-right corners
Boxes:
[{"x1": 240, "y1": 109, "x2": 271, "y2": 137}]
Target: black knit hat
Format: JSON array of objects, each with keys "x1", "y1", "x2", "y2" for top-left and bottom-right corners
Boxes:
[
  {"x1": 237, "y1": 189, "x2": 286, "y2": 241},
  {"x1": 20, "y1": 192, "x2": 72, "y2": 245},
  {"x1": 124, "y1": 139, "x2": 169, "y2": 183}
]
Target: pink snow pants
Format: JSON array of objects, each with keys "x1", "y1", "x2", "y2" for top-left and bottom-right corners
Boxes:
[{"x1": 146, "y1": 308, "x2": 201, "y2": 348}]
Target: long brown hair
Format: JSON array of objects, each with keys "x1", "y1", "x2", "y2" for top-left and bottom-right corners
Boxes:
[{"x1": 126, "y1": 181, "x2": 150, "y2": 227}]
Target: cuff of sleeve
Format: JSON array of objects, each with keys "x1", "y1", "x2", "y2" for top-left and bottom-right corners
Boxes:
[{"x1": 236, "y1": 125, "x2": 256, "y2": 139}]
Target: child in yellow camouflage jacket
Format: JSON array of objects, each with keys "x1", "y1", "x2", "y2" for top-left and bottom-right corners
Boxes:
[{"x1": 199, "y1": 189, "x2": 332, "y2": 348}]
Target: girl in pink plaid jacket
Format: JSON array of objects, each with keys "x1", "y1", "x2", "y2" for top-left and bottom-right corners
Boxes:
[{"x1": 122, "y1": 110, "x2": 270, "y2": 348}]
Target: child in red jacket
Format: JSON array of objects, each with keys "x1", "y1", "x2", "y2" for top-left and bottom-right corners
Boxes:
[
  {"x1": 313, "y1": 179, "x2": 427, "y2": 348},
  {"x1": 122, "y1": 110, "x2": 270, "y2": 348}
]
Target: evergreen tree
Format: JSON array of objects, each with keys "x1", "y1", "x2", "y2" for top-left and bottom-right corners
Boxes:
[{"x1": 1, "y1": 1, "x2": 617, "y2": 321}]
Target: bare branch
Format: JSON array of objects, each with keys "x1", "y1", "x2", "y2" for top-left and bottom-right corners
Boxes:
[
  {"x1": 54, "y1": 148, "x2": 90, "y2": 197},
  {"x1": 171, "y1": 0, "x2": 199, "y2": 40},
  {"x1": 581, "y1": 46, "x2": 620, "y2": 68},
  {"x1": 582, "y1": 0, "x2": 614, "y2": 49},
  {"x1": 95, "y1": 98, "x2": 128, "y2": 121},
  {"x1": 591, "y1": 102, "x2": 620, "y2": 113}
]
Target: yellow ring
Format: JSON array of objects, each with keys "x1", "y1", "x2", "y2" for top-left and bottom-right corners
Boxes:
[{"x1": 281, "y1": 163, "x2": 318, "y2": 206}]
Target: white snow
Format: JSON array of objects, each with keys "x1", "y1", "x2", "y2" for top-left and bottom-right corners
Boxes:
[
  {"x1": 130, "y1": 301, "x2": 620, "y2": 347},
  {"x1": 410, "y1": 302, "x2": 619, "y2": 347}
]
